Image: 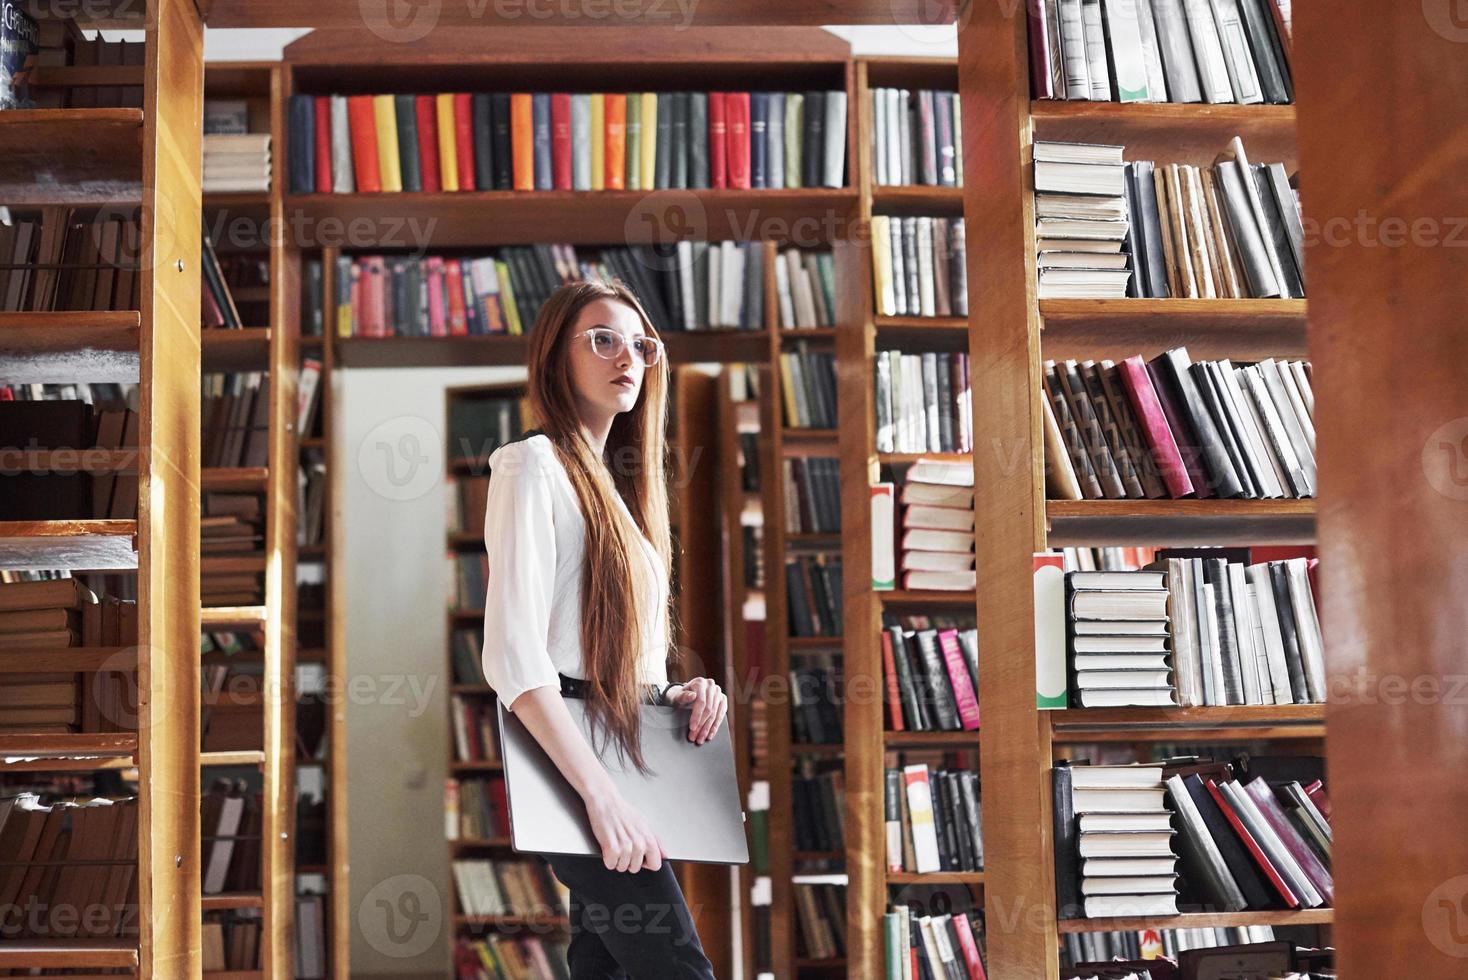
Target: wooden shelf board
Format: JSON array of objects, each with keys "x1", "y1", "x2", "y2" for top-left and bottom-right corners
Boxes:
[
  {"x1": 0, "y1": 646, "x2": 136, "y2": 673},
  {"x1": 454, "y1": 914, "x2": 569, "y2": 927},
  {"x1": 283, "y1": 188, "x2": 857, "y2": 247},
  {"x1": 1045, "y1": 499, "x2": 1316, "y2": 545},
  {"x1": 0, "y1": 109, "x2": 143, "y2": 204},
  {"x1": 201, "y1": 750, "x2": 266, "y2": 766},
  {"x1": 202, "y1": 467, "x2": 270, "y2": 492},
  {"x1": 876, "y1": 451, "x2": 970, "y2": 465},
  {"x1": 877, "y1": 588, "x2": 976, "y2": 605},
  {"x1": 0, "y1": 520, "x2": 137, "y2": 570},
  {"x1": 871, "y1": 185, "x2": 964, "y2": 213},
  {"x1": 201, "y1": 605, "x2": 268, "y2": 628},
  {"x1": 1057, "y1": 908, "x2": 1332, "y2": 934},
  {"x1": 203, "y1": 327, "x2": 272, "y2": 372},
  {"x1": 451, "y1": 760, "x2": 503, "y2": 772},
  {"x1": 0, "y1": 939, "x2": 138, "y2": 968},
  {"x1": 0, "y1": 732, "x2": 137, "y2": 762},
  {"x1": 887, "y1": 871, "x2": 984, "y2": 885},
  {"x1": 875, "y1": 315, "x2": 971, "y2": 351},
  {"x1": 884, "y1": 730, "x2": 978, "y2": 747},
  {"x1": 201, "y1": 891, "x2": 264, "y2": 910},
  {"x1": 0, "y1": 311, "x2": 141, "y2": 384},
  {"x1": 1030, "y1": 101, "x2": 1299, "y2": 168},
  {"x1": 779, "y1": 327, "x2": 838, "y2": 342},
  {"x1": 451, "y1": 837, "x2": 513, "y2": 849},
  {"x1": 1039, "y1": 299, "x2": 1308, "y2": 360},
  {"x1": 1050, "y1": 704, "x2": 1325, "y2": 743}
]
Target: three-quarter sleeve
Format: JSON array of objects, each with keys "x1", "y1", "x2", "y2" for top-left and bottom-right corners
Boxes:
[{"x1": 480, "y1": 441, "x2": 561, "y2": 713}]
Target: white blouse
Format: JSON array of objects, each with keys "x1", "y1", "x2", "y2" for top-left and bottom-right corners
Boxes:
[{"x1": 479, "y1": 432, "x2": 669, "y2": 713}]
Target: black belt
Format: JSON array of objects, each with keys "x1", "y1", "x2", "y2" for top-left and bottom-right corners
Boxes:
[{"x1": 558, "y1": 671, "x2": 673, "y2": 706}]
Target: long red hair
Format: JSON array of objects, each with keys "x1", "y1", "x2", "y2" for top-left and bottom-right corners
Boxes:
[{"x1": 523, "y1": 278, "x2": 679, "y2": 773}]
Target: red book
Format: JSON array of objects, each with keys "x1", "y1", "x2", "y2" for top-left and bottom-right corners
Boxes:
[
  {"x1": 1242, "y1": 777, "x2": 1333, "y2": 906},
  {"x1": 1205, "y1": 777, "x2": 1300, "y2": 908},
  {"x1": 1117, "y1": 355, "x2": 1194, "y2": 497},
  {"x1": 880, "y1": 629, "x2": 904, "y2": 731},
  {"x1": 950, "y1": 912, "x2": 988, "y2": 980},
  {"x1": 938, "y1": 628, "x2": 980, "y2": 730},
  {"x1": 453, "y1": 93, "x2": 476, "y2": 191},
  {"x1": 414, "y1": 95, "x2": 442, "y2": 193},
  {"x1": 1145, "y1": 356, "x2": 1214, "y2": 497},
  {"x1": 724, "y1": 92, "x2": 751, "y2": 189},
  {"x1": 313, "y1": 95, "x2": 332, "y2": 192},
  {"x1": 444, "y1": 259, "x2": 468, "y2": 336},
  {"x1": 550, "y1": 92, "x2": 572, "y2": 190},
  {"x1": 346, "y1": 95, "x2": 381, "y2": 193},
  {"x1": 365, "y1": 257, "x2": 387, "y2": 337},
  {"x1": 426, "y1": 257, "x2": 447, "y2": 337},
  {"x1": 708, "y1": 91, "x2": 728, "y2": 189}
]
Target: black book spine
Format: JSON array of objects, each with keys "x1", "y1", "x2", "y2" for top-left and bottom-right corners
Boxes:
[
  {"x1": 1189, "y1": 361, "x2": 1259, "y2": 499},
  {"x1": 1052, "y1": 763, "x2": 1081, "y2": 919},
  {"x1": 491, "y1": 93, "x2": 513, "y2": 190},
  {"x1": 802, "y1": 90, "x2": 825, "y2": 189},
  {"x1": 472, "y1": 93, "x2": 494, "y2": 192},
  {"x1": 1252, "y1": 164, "x2": 1305, "y2": 297},
  {"x1": 287, "y1": 94, "x2": 314, "y2": 194},
  {"x1": 1133, "y1": 161, "x2": 1171, "y2": 298},
  {"x1": 1268, "y1": 561, "x2": 1310, "y2": 703},
  {"x1": 1160, "y1": 348, "x2": 1245, "y2": 497},
  {"x1": 1205, "y1": 558, "x2": 1245, "y2": 704},
  {"x1": 1122, "y1": 162, "x2": 1144, "y2": 298},
  {"x1": 1183, "y1": 774, "x2": 1276, "y2": 909}
]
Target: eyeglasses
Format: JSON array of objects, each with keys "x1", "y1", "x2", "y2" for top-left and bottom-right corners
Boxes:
[{"x1": 578, "y1": 327, "x2": 664, "y2": 367}]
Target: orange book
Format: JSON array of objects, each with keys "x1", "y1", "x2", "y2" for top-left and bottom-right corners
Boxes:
[
  {"x1": 510, "y1": 93, "x2": 534, "y2": 190},
  {"x1": 436, "y1": 93, "x2": 459, "y2": 191},
  {"x1": 346, "y1": 95, "x2": 381, "y2": 192},
  {"x1": 603, "y1": 93, "x2": 626, "y2": 191}
]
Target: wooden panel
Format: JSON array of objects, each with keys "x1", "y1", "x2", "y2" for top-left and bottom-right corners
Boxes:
[
  {"x1": 136, "y1": 0, "x2": 204, "y2": 974},
  {"x1": 202, "y1": 327, "x2": 272, "y2": 372},
  {"x1": 1039, "y1": 299, "x2": 1307, "y2": 360},
  {"x1": 205, "y1": 0, "x2": 959, "y2": 28},
  {"x1": 0, "y1": 939, "x2": 139, "y2": 968},
  {"x1": 1031, "y1": 101, "x2": 1298, "y2": 170},
  {"x1": 1056, "y1": 908, "x2": 1332, "y2": 934},
  {"x1": 0, "y1": 109, "x2": 143, "y2": 203},
  {"x1": 1292, "y1": 5, "x2": 1468, "y2": 978},
  {"x1": 1045, "y1": 499, "x2": 1316, "y2": 546},
  {"x1": 957, "y1": 7, "x2": 1056, "y2": 979}
]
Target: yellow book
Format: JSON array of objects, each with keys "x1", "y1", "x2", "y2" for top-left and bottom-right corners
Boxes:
[
  {"x1": 639, "y1": 92, "x2": 658, "y2": 191},
  {"x1": 372, "y1": 94, "x2": 403, "y2": 192},
  {"x1": 590, "y1": 93, "x2": 605, "y2": 191},
  {"x1": 777, "y1": 352, "x2": 799, "y2": 427},
  {"x1": 871, "y1": 215, "x2": 895, "y2": 317},
  {"x1": 436, "y1": 93, "x2": 459, "y2": 191},
  {"x1": 496, "y1": 259, "x2": 522, "y2": 335}
]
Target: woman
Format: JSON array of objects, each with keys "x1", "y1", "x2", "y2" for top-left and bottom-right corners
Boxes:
[{"x1": 480, "y1": 278, "x2": 727, "y2": 978}]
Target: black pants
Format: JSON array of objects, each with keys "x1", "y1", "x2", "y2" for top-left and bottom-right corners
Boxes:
[{"x1": 543, "y1": 673, "x2": 716, "y2": 979}]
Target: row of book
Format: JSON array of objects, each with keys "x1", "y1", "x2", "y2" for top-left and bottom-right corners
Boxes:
[
  {"x1": 869, "y1": 87, "x2": 964, "y2": 187},
  {"x1": 793, "y1": 757, "x2": 845, "y2": 853},
  {"x1": 779, "y1": 343, "x2": 838, "y2": 429},
  {"x1": 1126, "y1": 146, "x2": 1304, "y2": 300},
  {"x1": 786, "y1": 554, "x2": 842, "y2": 638},
  {"x1": 882, "y1": 617, "x2": 981, "y2": 733},
  {"x1": 293, "y1": 894, "x2": 327, "y2": 979},
  {"x1": 1062, "y1": 924, "x2": 1285, "y2": 967},
  {"x1": 201, "y1": 665, "x2": 264, "y2": 751},
  {"x1": 202, "y1": 372, "x2": 271, "y2": 469},
  {"x1": 791, "y1": 660, "x2": 843, "y2": 746},
  {"x1": 0, "y1": 792, "x2": 139, "y2": 939},
  {"x1": 201, "y1": 489, "x2": 264, "y2": 559},
  {"x1": 1061, "y1": 557, "x2": 1324, "y2": 708},
  {"x1": 883, "y1": 902, "x2": 988, "y2": 980},
  {"x1": 298, "y1": 450, "x2": 327, "y2": 549},
  {"x1": 886, "y1": 761, "x2": 983, "y2": 873},
  {"x1": 1, "y1": 397, "x2": 139, "y2": 522},
  {"x1": 1, "y1": 16, "x2": 143, "y2": 110},
  {"x1": 451, "y1": 857, "x2": 568, "y2": 918},
  {"x1": 288, "y1": 90, "x2": 849, "y2": 194},
  {"x1": 0, "y1": 208, "x2": 140, "y2": 313},
  {"x1": 450, "y1": 693, "x2": 499, "y2": 764},
  {"x1": 871, "y1": 215, "x2": 968, "y2": 317},
  {"x1": 448, "y1": 392, "x2": 525, "y2": 466},
  {"x1": 454, "y1": 553, "x2": 489, "y2": 611},
  {"x1": 875, "y1": 349, "x2": 974, "y2": 454},
  {"x1": 793, "y1": 876, "x2": 848, "y2": 960},
  {"x1": 205, "y1": 96, "x2": 272, "y2": 195},
  {"x1": 782, "y1": 456, "x2": 841, "y2": 535},
  {"x1": 1053, "y1": 763, "x2": 1180, "y2": 918},
  {"x1": 200, "y1": 780, "x2": 263, "y2": 895},
  {"x1": 453, "y1": 934, "x2": 572, "y2": 980},
  {"x1": 451, "y1": 627, "x2": 485, "y2": 686},
  {"x1": 446, "y1": 777, "x2": 509, "y2": 841},
  {"x1": 204, "y1": 909, "x2": 262, "y2": 973},
  {"x1": 1030, "y1": 0, "x2": 1293, "y2": 105},
  {"x1": 1043, "y1": 350, "x2": 1316, "y2": 500},
  {"x1": 872, "y1": 457, "x2": 977, "y2": 593}
]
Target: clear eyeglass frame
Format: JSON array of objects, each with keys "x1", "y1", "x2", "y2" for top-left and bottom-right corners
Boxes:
[{"x1": 578, "y1": 327, "x2": 664, "y2": 366}]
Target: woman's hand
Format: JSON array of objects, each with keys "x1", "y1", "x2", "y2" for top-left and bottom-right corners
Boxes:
[
  {"x1": 584, "y1": 788, "x2": 665, "y2": 873},
  {"x1": 667, "y1": 676, "x2": 728, "y2": 745}
]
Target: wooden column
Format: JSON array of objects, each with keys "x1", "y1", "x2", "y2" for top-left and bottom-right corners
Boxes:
[
  {"x1": 957, "y1": 7, "x2": 1055, "y2": 980},
  {"x1": 1293, "y1": 5, "x2": 1468, "y2": 978},
  {"x1": 137, "y1": 0, "x2": 203, "y2": 974}
]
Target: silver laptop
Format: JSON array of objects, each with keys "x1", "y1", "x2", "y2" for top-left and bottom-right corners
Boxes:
[{"x1": 496, "y1": 697, "x2": 749, "y2": 865}]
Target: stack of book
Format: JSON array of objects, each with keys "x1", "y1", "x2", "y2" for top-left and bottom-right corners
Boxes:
[
  {"x1": 451, "y1": 857, "x2": 569, "y2": 917},
  {"x1": 880, "y1": 615, "x2": 980, "y2": 733},
  {"x1": 884, "y1": 902, "x2": 988, "y2": 980},
  {"x1": 875, "y1": 458, "x2": 976, "y2": 592},
  {"x1": 870, "y1": 215, "x2": 968, "y2": 317},
  {"x1": 1035, "y1": 140, "x2": 1132, "y2": 298},
  {"x1": 1053, "y1": 763, "x2": 1180, "y2": 919},
  {"x1": 782, "y1": 456, "x2": 841, "y2": 534},
  {"x1": 779, "y1": 341, "x2": 837, "y2": 429},
  {"x1": 874, "y1": 348, "x2": 973, "y2": 454},
  {"x1": 203, "y1": 910, "x2": 261, "y2": 972},
  {"x1": 884, "y1": 761, "x2": 983, "y2": 872},
  {"x1": 1148, "y1": 554, "x2": 1324, "y2": 707},
  {"x1": 203, "y1": 100, "x2": 272, "y2": 194},
  {"x1": 288, "y1": 89, "x2": 848, "y2": 193},
  {"x1": 774, "y1": 246, "x2": 836, "y2": 329},
  {"x1": 1124, "y1": 139, "x2": 1303, "y2": 299},
  {"x1": 868, "y1": 87, "x2": 964, "y2": 187},
  {"x1": 792, "y1": 874, "x2": 847, "y2": 960},
  {"x1": 1043, "y1": 349, "x2": 1315, "y2": 500},
  {"x1": 785, "y1": 554, "x2": 841, "y2": 637},
  {"x1": 1165, "y1": 767, "x2": 1331, "y2": 913},
  {"x1": 1065, "y1": 569, "x2": 1178, "y2": 708},
  {"x1": 0, "y1": 208, "x2": 140, "y2": 312},
  {"x1": 1029, "y1": 0, "x2": 1293, "y2": 105}
]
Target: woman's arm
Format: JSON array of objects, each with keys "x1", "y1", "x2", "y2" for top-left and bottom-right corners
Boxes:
[{"x1": 509, "y1": 686, "x2": 666, "y2": 874}]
